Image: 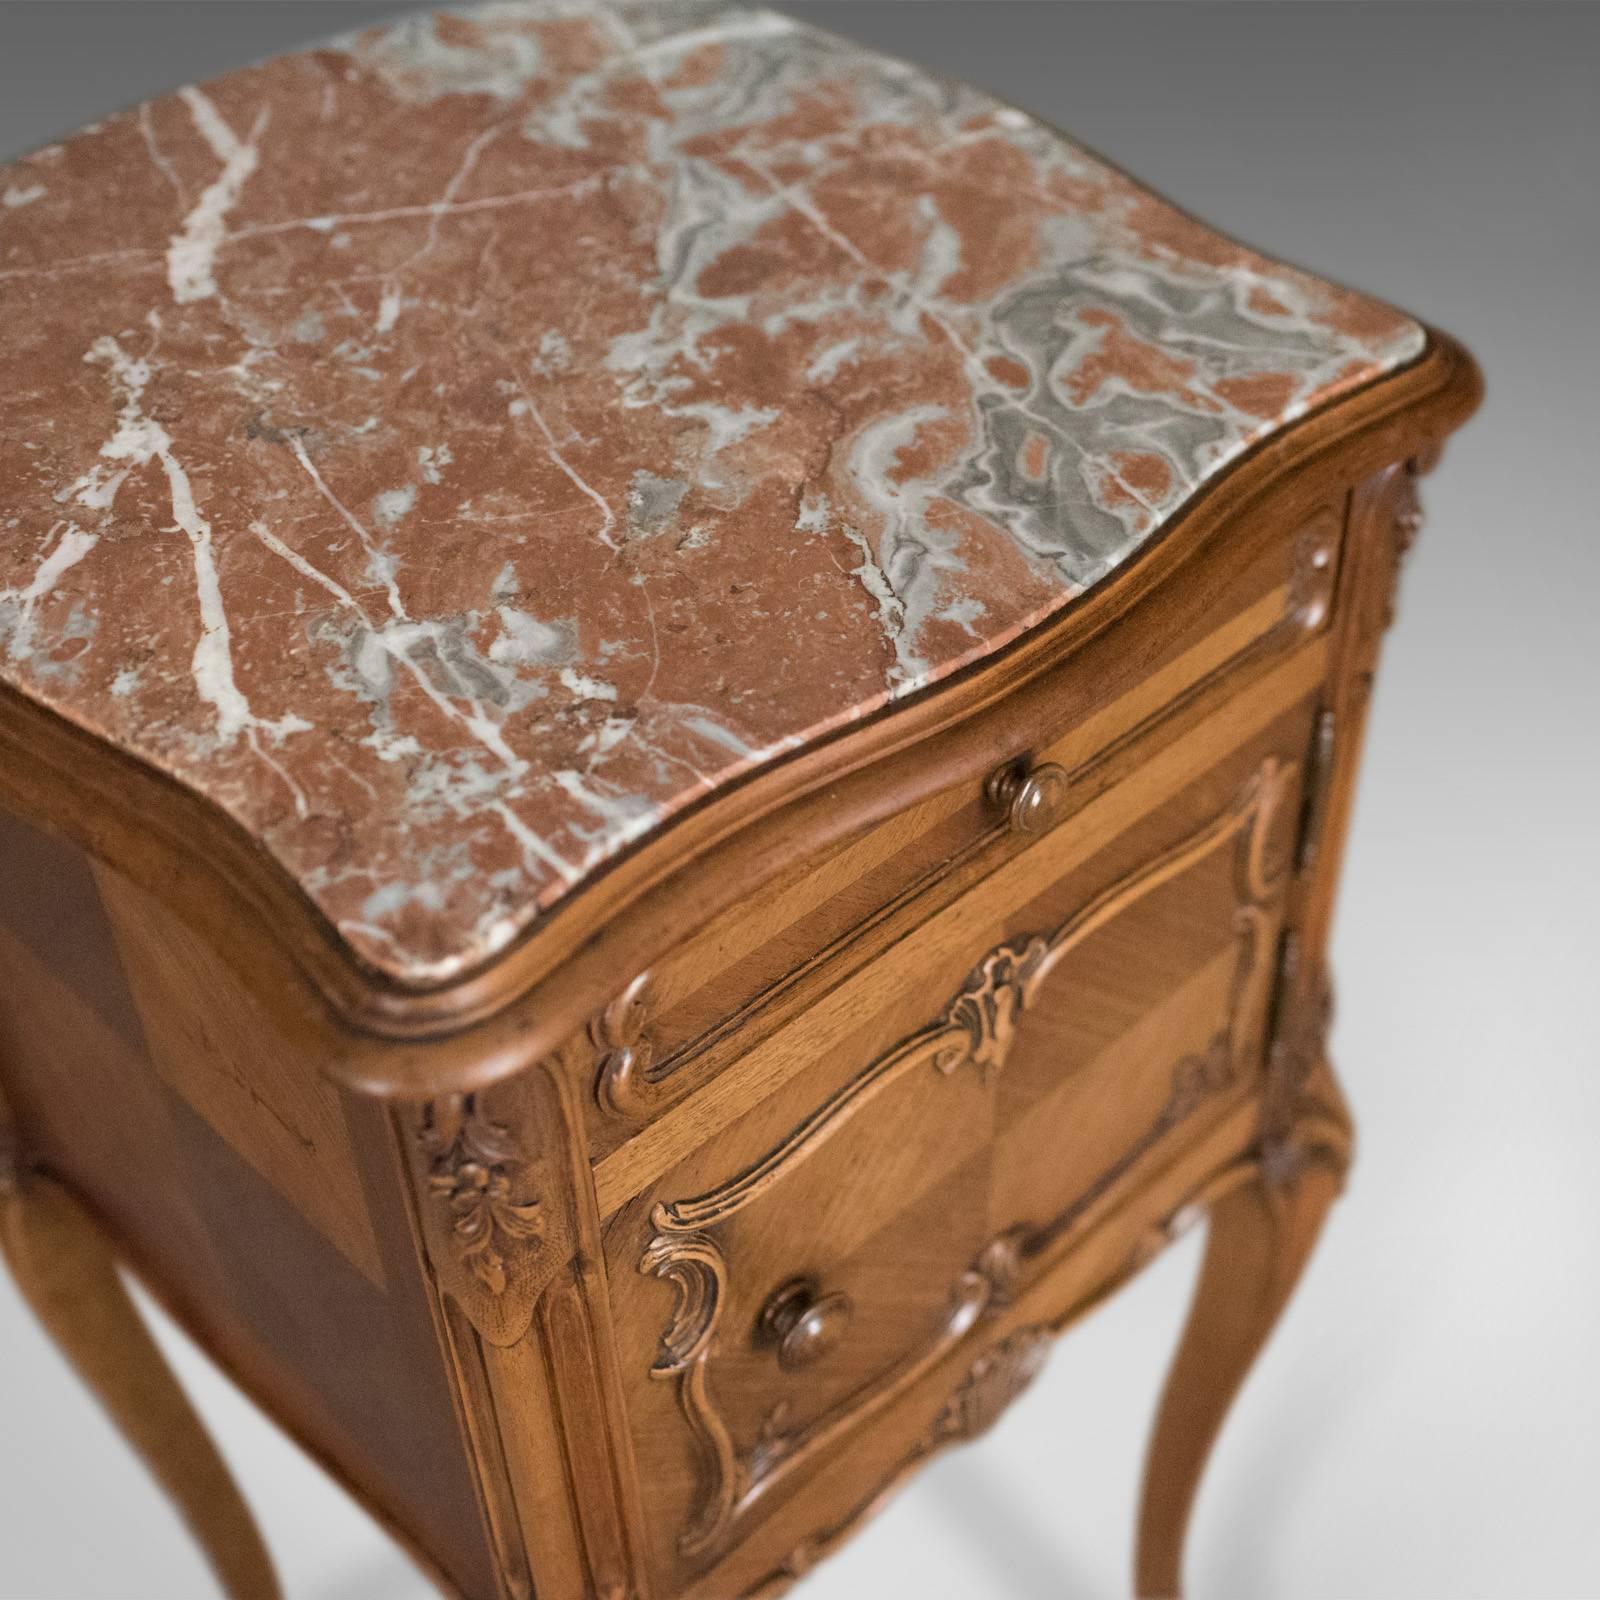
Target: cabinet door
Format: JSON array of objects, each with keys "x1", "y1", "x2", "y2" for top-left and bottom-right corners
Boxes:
[{"x1": 602, "y1": 665, "x2": 1319, "y2": 1588}]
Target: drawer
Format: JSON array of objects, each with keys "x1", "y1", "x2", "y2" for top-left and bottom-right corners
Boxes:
[
  {"x1": 602, "y1": 691, "x2": 1318, "y2": 1584},
  {"x1": 584, "y1": 499, "x2": 1342, "y2": 1151}
]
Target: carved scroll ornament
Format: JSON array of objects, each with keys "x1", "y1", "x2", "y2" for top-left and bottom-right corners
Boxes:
[
  {"x1": 641, "y1": 758, "x2": 1296, "y2": 1561},
  {"x1": 591, "y1": 971, "x2": 657, "y2": 1118},
  {"x1": 1286, "y1": 507, "x2": 1341, "y2": 633}
]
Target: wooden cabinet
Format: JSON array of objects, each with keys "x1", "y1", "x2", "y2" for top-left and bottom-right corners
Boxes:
[
  {"x1": 0, "y1": 7, "x2": 1479, "y2": 1598},
  {"x1": 606, "y1": 707, "x2": 1312, "y2": 1591}
]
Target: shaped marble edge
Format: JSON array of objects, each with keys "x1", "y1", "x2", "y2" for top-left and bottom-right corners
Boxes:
[{"x1": 0, "y1": 0, "x2": 1473, "y2": 1048}]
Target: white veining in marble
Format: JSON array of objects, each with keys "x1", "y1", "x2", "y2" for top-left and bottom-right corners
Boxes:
[{"x1": 0, "y1": 0, "x2": 1425, "y2": 982}]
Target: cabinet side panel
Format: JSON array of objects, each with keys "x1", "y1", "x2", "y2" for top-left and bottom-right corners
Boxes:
[{"x1": 0, "y1": 808, "x2": 498, "y2": 1600}]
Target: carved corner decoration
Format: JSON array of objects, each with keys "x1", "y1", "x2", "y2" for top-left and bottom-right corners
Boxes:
[
  {"x1": 1260, "y1": 962, "x2": 1347, "y2": 1190},
  {"x1": 412, "y1": 1055, "x2": 648, "y2": 1597},
  {"x1": 592, "y1": 971, "x2": 657, "y2": 1119},
  {"x1": 1382, "y1": 462, "x2": 1427, "y2": 630},
  {"x1": 409, "y1": 1078, "x2": 568, "y2": 1348},
  {"x1": 418, "y1": 1095, "x2": 543, "y2": 1298},
  {"x1": 640, "y1": 758, "x2": 1295, "y2": 1563}
]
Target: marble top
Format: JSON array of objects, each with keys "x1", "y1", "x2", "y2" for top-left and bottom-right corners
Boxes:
[{"x1": 0, "y1": 0, "x2": 1423, "y2": 986}]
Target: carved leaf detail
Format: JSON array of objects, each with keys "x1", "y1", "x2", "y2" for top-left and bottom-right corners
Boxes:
[
  {"x1": 1262, "y1": 976, "x2": 1336, "y2": 1186},
  {"x1": 419, "y1": 1094, "x2": 543, "y2": 1297},
  {"x1": 1165, "y1": 1033, "x2": 1235, "y2": 1121},
  {"x1": 934, "y1": 936, "x2": 1050, "y2": 1077},
  {"x1": 931, "y1": 1328, "x2": 1052, "y2": 1445}
]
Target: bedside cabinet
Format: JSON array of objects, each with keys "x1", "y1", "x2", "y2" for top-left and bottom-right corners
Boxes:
[{"x1": 0, "y1": 3, "x2": 1480, "y2": 1597}]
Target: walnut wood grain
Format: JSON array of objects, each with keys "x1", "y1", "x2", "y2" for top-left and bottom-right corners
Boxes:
[
  {"x1": 592, "y1": 641, "x2": 1325, "y2": 1218},
  {"x1": 607, "y1": 716, "x2": 1307, "y2": 1583},
  {"x1": 0, "y1": 438, "x2": 1472, "y2": 1600},
  {"x1": 0, "y1": 812, "x2": 504, "y2": 1599},
  {"x1": 0, "y1": 25, "x2": 1481, "y2": 1593},
  {"x1": 588, "y1": 507, "x2": 1333, "y2": 1140}
]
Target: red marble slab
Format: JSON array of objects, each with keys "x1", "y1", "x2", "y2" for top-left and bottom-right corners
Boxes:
[{"x1": 0, "y1": 1, "x2": 1423, "y2": 985}]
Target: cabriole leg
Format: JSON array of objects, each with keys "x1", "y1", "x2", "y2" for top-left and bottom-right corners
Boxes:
[
  {"x1": 0, "y1": 1147, "x2": 282, "y2": 1600},
  {"x1": 1134, "y1": 1122, "x2": 1348, "y2": 1600}
]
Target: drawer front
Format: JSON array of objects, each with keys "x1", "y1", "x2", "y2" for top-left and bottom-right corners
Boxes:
[
  {"x1": 603, "y1": 687, "x2": 1319, "y2": 1583},
  {"x1": 584, "y1": 500, "x2": 1340, "y2": 1156}
]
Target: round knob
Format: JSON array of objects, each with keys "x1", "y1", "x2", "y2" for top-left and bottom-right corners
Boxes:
[
  {"x1": 758, "y1": 1279, "x2": 853, "y2": 1371},
  {"x1": 988, "y1": 760, "x2": 1071, "y2": 836}
]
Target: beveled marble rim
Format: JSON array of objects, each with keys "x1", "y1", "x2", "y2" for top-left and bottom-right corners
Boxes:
[{"x1": 0, "y1": 325, "x2": 1480, "y2": 1084}]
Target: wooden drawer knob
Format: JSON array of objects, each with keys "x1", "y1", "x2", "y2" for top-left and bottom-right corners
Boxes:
[
  {"x1": 988, "y1": 759, "x2": 1071, "y2": 836},
  {"x1": 759, "y1": 1279, "x2": 853, "y2": 1371}
]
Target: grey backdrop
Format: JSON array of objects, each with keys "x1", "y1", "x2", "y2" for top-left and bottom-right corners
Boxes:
[{"x1": 2, "y1": 4, "x2": 1596, "y2": 1598}]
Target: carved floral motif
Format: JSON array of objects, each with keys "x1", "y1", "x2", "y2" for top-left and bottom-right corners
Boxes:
[{"x1": 418, "y1": 1094, "x2": 542, "y2": 1297}]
